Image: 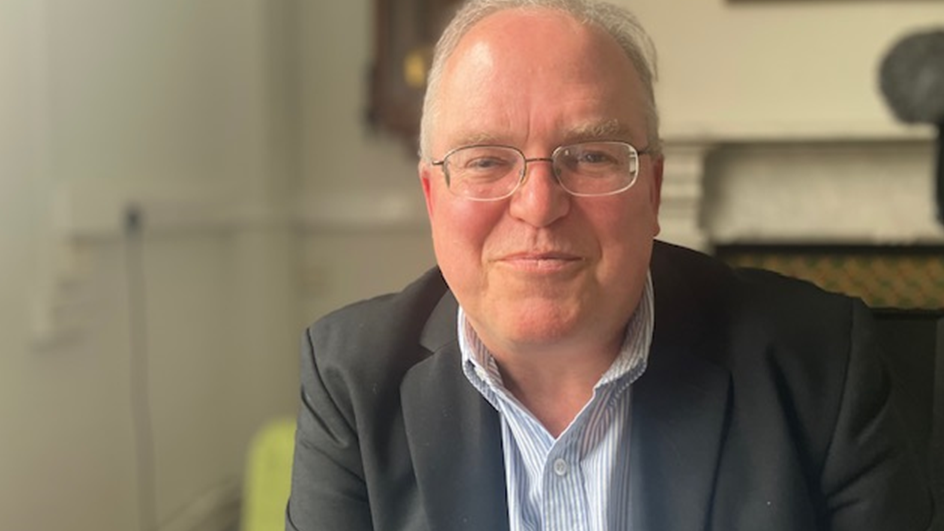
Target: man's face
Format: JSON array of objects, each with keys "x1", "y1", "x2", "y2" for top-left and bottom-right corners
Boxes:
[{"x1": 420, "y1": 9, "x2": 663, "y2": 358}]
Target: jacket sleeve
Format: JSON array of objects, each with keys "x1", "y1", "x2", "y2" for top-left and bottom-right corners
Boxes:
[
  {"x1": 820, "y1": 302, "x2": 934, "y2": 530},
  {"x1": 286, "y1": 327, "x2": 374, "y2": 531}
]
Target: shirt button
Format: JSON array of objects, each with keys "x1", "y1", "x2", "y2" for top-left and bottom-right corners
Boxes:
[{"x1": 553, "y1": 458, "x2": 568, "y2": 477}]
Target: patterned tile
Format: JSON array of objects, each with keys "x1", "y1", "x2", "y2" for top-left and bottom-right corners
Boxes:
[{"x1": 719, "y1": 248, "x2": 944, "y2": 310}]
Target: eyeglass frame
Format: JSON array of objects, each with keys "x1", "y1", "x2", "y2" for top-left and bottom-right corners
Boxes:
[{"x1": 428, "y1": 140, "x2": 653, "y2": 201}]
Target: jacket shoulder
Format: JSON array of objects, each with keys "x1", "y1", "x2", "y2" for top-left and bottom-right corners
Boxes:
[
  {"x1": 653, "y1": 240, "x2": 858, "y2": 336},
  {"x1": 304, "y1": 267, "x2": 451, "y2": 375}
]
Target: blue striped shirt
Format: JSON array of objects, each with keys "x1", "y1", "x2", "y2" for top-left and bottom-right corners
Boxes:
[{"x1": 459, "y1": 273, "x2": 654, "y2": 531}]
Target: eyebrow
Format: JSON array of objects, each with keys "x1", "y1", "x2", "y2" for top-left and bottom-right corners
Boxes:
[
  {"x1": 451, "y1": 131, "x2": 506, "y2": 147},
  {"x1": 562, "y1": 119, "x2": 635, "y2": 142},
  {"x1": 445, "y1": 119, "x2": 637, "y2": 151}
]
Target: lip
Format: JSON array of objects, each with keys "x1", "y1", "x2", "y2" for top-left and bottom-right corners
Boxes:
[{"x1": 495, "y1": 251, "x2": 583, "y2": 272}]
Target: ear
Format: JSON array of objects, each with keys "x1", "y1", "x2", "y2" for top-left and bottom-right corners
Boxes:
[
  {"x1": 649, "y1": 154, "x2": 664, "y2": 236},
  {"x1": 419, "y1": 161, "x2": 435, "y2": 221}
]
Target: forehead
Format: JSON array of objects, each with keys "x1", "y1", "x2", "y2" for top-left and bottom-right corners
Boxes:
[
  {"x1": 448, "y1": 119, "x2": 636, "y2": 148},
  {"x1": 432, "y1": 8, "x2": 648, "y2": 150}
]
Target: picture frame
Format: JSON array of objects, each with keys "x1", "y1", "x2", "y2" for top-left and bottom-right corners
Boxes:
[{"x1": 369, "y1": 0, "x2": 460, "y2": 148}]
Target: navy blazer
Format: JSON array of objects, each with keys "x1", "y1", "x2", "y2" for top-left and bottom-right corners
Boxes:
[{"x1": 287, "y1": 241, "x2": 932, "y2": 531}]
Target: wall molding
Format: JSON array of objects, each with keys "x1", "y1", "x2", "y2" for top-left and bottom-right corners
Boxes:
[
  {"x1": 295, "y1": 188, "x2": 429, "y2": 233},
  {"x1": 31, "y1": 180, "x2": 295, "y2": 349},
  {"x1": 55, "y1": 180, "x2": 244, "y2": 239},
  {"x1": 659, "y1": 142, "x2": 715, "y2": 251}
]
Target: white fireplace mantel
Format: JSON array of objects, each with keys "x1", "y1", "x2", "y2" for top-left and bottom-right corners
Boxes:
[{"x1": 658, "y1": 131, "x2": 944, "y2": 251}]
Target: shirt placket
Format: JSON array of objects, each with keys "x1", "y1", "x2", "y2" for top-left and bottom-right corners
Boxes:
[{"x1": 542, "y1": 437, "x2": 591, "y2": 531}]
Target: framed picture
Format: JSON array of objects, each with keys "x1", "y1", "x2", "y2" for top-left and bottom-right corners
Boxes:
[{"x1": 369, "y1": 0, "x2": 460, "y2": 148}]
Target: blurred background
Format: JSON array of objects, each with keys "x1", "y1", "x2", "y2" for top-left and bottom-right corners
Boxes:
[{"x1": 1, "y1": 0, "x2": 942, "y2": 530}]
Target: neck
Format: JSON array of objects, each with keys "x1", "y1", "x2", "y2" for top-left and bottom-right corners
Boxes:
[{"x1": 493, "y1": 335, "x2": 622, "y2": 438}]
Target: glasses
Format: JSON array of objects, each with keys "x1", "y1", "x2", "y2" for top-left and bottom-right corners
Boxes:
[{"x1": 430, "y1": 141, "x2": 651, "y2": 201}]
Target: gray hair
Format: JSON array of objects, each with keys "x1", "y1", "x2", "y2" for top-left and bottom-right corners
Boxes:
[{"x1": 418, "y1": 0, "x2": 661, "y2": 159}]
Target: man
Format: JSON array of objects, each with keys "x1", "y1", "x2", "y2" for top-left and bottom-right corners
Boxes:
[{"x1": 287, "y1": 0, "x2": 932, "y2": 529}]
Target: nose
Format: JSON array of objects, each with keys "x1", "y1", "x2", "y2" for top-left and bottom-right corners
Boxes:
[{"x1": 508, "y1": 157, "x2": 571, "y2": 227}]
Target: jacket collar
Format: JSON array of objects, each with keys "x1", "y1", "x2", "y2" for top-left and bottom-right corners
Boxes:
[
  {"x1": 628, "y1": 242, "x2": 733, "y2": 531},
  {"x1": 401, "y1": 242, "x2": 732, "y2": 531},
  {"x1": 629, "y1": 281, "x2": 732, "y2": 531},
  {"x1": 403, "y1": 291, "x2": 510, "y2": 531}
]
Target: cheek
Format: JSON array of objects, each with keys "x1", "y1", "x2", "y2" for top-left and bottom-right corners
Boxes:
[
  {"x1": 586, "y1": 195, "x2": 659, "y2": 266},
  {"x1": 429, "y1": 194, "x2": 504, "y2": 267},
  {"x1": 430, "y1": 201, "x2": 501, "y2": 301}
]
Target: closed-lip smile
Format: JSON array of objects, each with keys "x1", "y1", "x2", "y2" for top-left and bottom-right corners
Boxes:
[{"x1": 496, "y1": 251, "x2": 583, "y2": 272}]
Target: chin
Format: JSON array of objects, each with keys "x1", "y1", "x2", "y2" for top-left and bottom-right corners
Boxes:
[{"x1": 493, "y1": 301, "x2": 586, "y2": 345}]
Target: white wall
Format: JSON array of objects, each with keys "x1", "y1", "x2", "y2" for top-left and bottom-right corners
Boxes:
[
  {"x1": 1, "y1": 1, "x2": 300, "y2": 530},
  {"x1": 295, "y1": 0, "x2": 436, "y2": 319},
  {"x1": 632, "y1": 0, "x2": 942, "y2": 139}
]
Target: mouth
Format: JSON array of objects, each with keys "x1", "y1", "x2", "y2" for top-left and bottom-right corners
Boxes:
[{"x1": 496, "y1": 251, "x2": 583, "y2": 272}]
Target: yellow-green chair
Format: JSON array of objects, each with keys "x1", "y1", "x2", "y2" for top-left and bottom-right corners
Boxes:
[{"x1": 241, "y1": 418, "x2": 296, "y2": 531}]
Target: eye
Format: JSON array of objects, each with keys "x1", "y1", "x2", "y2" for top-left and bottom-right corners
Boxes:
[
  {"x1": 449, "y1": 147, "x2": 520, "y2": 177},
  {"x1": 558, "y1": 143, "x2": 627, "y2": 174},
  {"x1": 574, "y1": 150, "x2": 618, "y2": 166},
  {"x1": 464, "y1": 156, "x2": 512, "y2": 172}
]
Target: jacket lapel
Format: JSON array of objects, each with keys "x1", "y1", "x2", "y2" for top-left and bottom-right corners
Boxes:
[
  {"x1": 629, "y1": 242, "x2": 734, "y2": 531},
  {"x1": 629, "y1": 339, "x2": 731, "y2": 531},
  {"x1": 401, "y1": 293, "x2": 511, "y2": 531}
]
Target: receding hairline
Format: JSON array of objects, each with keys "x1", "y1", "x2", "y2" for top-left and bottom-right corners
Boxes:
[{"x1": 419, "y1": 0, "x2": 662, "y2": 160}]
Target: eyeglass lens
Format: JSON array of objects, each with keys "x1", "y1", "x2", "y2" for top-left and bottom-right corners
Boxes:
[{"x1": 443, "y1": 142, "x2": 639, "y2": 199}]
